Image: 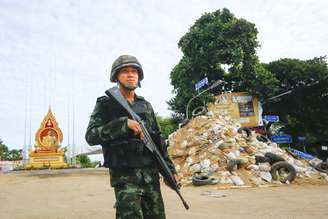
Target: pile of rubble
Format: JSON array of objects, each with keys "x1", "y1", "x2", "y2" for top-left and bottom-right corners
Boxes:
[{"x1": 168, "y1": 109, "x2": 328, "y2": 188}]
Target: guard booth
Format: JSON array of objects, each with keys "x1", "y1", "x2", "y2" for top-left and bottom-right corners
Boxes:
[{"x1": 208, "y1": 92, "x2": 264, "y2": 130}]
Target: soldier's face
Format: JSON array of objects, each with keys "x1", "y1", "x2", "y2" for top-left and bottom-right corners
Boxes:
[{"x1": 117, "y1": 67, "x2": 139, "y2": 87}]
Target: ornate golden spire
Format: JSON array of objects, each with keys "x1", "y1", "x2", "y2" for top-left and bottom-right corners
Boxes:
[{"x1": 34, "y1": 106, "x2": 63, "y2": 152}]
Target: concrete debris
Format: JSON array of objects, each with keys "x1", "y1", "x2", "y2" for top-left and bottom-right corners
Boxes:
[
  {"x1": 259, "y1": 171, "x2": 272, "y2": 182},
  {"x1": 230, "y1": 175, "x2": 245, "y2": 186},
  {"x1": 168, "y1": 109, "x2": 327, "y2": 187},
  {"x1": 258, "y1": 163, "x2": 271, "y2": 172}
]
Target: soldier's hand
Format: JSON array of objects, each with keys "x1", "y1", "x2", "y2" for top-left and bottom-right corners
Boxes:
[{"x1": 127, "y1": 119, "x2": 144, "y2": 139}]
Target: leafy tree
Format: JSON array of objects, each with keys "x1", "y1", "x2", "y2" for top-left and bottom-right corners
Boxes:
[
  {"x1": 169, "y1": 8, "x2": 271, "y2": 119},
  {"x1": 76, "y1": 154, "x2": 93, "y2": 168},
  {"x1": 1, "y1": 139, "x2": 23, "y2": 161},
  {"x1": 0, "y1": 139, "x2": 9, "y2": 161},
  {"x1": 6, "y1": 149, "x2": 23, "y2": 161},
  {"x1": 263, "y1": 57, "x2": 328, "y2": 150},
  {"x1": 156, "y1": 116, "x2": 179, "y2": 139}
]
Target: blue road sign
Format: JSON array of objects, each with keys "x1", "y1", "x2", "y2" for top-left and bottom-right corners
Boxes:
[
  {"x1": 288, "y1": 148, "x2": 315, "y2": 160},
  {"x1": 195, "y1": 77, "x2": 208, "y2": 91},
  {"x1": 264, "y1": 115, "x2": 279, "y2": 122},
  {"x1": 271, "y1": 134, "x2": 292, "y2": 143}
]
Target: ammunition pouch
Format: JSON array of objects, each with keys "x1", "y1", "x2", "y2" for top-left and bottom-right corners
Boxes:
[{"x1": 102, "y1": 138, "x2": 154, "y2": 168}]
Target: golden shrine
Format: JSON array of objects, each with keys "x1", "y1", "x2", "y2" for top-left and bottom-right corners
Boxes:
[{"x1": 27, "y1": 107, "x2": 68, "y2": 169}]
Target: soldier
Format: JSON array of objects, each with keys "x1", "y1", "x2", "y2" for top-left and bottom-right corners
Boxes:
[{"x1": 85, "y1": 55, "x2": 177, "y2": 219}]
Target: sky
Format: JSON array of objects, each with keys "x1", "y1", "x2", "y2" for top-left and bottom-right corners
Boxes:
[{"x1": 0, "y1": 0, "x2": 327, "y2": 151}]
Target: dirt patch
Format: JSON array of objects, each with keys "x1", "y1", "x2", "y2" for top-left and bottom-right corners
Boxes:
[{"x1": 1, "y1": 170, "x2": 328, "y2": 219}]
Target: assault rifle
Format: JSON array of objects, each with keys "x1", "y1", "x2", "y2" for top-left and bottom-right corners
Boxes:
[{"x1": 106, "y1": 87, "x2": 190, "y2": 210}]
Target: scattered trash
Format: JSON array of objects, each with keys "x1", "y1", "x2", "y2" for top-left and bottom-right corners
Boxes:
[{"x1": 200, "y1": 191, "x2": 227, "y2": 198}]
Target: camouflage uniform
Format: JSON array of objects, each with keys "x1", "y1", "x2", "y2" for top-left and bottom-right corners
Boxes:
[{"x1": 85, "y1": 91, "x2": 176, "y2": 219}]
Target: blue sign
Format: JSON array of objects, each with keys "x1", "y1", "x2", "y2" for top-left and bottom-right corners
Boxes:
[
  {"x1": 288, "y1": 148, "x2": 315, "y2": 160},
  {"x1": 271, "y1": 134, "x2": 292, "y2": 143},
  {"x1": 195, "y1": 77, "x2": 208, "y2": 91},
  {"x1": 264, "y1": 115, "x2": 279, "y2": 122},
  {"x1": 297, "y1": 136, "x2": 306, "y2": 141}
]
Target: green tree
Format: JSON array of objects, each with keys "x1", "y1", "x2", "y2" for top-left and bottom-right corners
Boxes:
[
  {"x1": 169, "y1": 8, "x2": 272, "y2": 119},
  {"x1": 76, "y1": 154, "x2": 93, "y2": 168},
  {"x1": 0, "y1": 139, "x2": 9, "y2": 161},
  {"x1": 263, "y1": 57, "x2": 328, "y2": 150},
  {"x1": 7, "y1": 149, "x2": 23, "y2": 161},
  {"x1": 156, "y1": 116, "x2": 178, "y2": 139},
  {"x1": 1, "y1": 139, "x2": 23, "y2": 161}
]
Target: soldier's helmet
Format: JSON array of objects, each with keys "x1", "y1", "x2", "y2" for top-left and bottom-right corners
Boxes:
[{"x1": 110, "y1": 55, "x2": 144, "y2": 82}]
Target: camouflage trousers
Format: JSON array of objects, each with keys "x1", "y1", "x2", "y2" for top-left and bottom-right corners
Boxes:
[{"x1": 114, "y1": 181, "x2": 166, "y2": 219}]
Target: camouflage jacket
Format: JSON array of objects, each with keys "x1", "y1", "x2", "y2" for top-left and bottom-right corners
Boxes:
[{"x1": 85, "y1": 89, "x2": 176, "y2": 182}]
